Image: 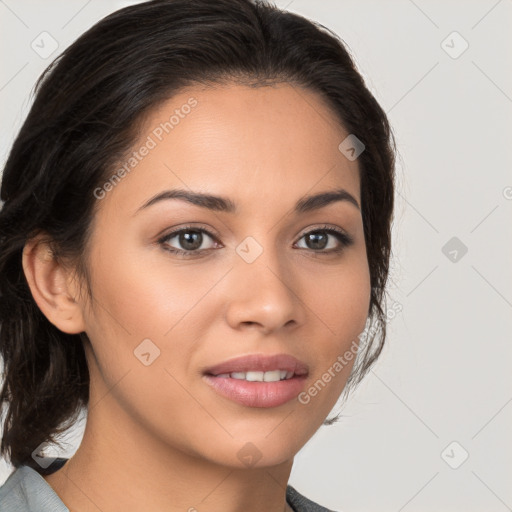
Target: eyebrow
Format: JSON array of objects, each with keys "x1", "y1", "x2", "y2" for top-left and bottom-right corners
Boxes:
[{"x1": 134, "y1": 187, "x2": 360, "y2": 216}]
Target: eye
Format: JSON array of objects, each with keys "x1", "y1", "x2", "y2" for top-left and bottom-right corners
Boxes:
[
  {"x1": 157, "y1": 224, "x2": 354, "y2": 258},
  {"x1": 295, "y1": 225, "x2": 354, "y2": 254},
  {"x1": 158, "y1": 225, "x2": 220, "y2": 257}
]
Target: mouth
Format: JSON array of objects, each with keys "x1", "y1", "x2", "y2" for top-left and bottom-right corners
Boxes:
[{"x1": 202, "y1": 353, "x2": 309, "y2": 408}]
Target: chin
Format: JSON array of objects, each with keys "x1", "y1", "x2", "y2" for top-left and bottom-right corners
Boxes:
[{"x1": 194, "y1": 434, "x2": 301, "y2": 469}]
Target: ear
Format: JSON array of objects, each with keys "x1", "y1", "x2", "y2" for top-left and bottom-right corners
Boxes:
[{"x1": 22, "y1": 234, "x2": 87, "y2": 335}]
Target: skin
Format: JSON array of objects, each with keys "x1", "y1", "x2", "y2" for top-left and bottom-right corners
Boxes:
[{"x1": 22, "y1": 82, "x2": 371, "y2": 512}]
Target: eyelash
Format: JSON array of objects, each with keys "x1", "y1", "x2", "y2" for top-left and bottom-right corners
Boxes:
[{"x1": 157, "y1": 224, "x2": 354, "y2": 258}]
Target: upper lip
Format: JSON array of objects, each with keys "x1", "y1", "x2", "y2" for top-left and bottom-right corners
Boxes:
[{"x1": 204, "y1": 353, "x2": 309, "y2": 377}]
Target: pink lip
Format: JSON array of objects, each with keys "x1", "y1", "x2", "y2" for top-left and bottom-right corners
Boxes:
[{"x1": 202, "y1": 353, "x2": 309, "y2": 408}]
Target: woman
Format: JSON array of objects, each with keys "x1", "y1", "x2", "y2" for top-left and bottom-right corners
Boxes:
[{"x1": 0, "y1": 0, "x2": 396, "y2": 510}]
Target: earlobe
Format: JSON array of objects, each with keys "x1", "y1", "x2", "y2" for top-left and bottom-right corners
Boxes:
[{"x1": 22, "y1": 235, "x2": 86, "y2": 335}]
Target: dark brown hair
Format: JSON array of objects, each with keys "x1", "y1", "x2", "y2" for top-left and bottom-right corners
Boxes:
[{"x1": 0, "y1": 0, "x2": 396, "y2": 472}]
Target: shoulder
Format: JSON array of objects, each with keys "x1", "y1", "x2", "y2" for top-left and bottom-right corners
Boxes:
[
  {"x1": 0, "y1": 459, "x2": 69, "y2": 512},
  {"x1": 286, "y1": 484, "x2": 338, "y2": 512}
]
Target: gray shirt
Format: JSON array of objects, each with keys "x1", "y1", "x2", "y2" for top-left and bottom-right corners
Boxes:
[{"x1": 0, "y1": 458, "x2": 336, "y2": 512}]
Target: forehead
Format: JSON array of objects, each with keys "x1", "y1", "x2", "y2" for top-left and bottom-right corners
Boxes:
[{"x1": 99, "y1": 82, "x2": 361, "y2": 217}]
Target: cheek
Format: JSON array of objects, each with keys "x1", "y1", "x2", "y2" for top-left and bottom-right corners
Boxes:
[
  {"x1": 85, "y1": 237, "x2": 197, "y2": 335},
  {"x1": 80, "y1": 251, "x2": 206, "y2": 429},
  {"x1": 81, "y1": 243, "x2": 224, "y2": 383},
  {"x1": 313, "y1": 258, "x2": 371, "y2": 334},
  {"x1": 304, "y1": 257, "x2": 371, "y2": 386},
  {"x1": 296, "y1": 271, "x2": 370, "y2": 421}
]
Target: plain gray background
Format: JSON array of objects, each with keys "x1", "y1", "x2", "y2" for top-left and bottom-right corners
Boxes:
[{"x1": 1, "y1": 1, "x2": 511, "y2": 511}]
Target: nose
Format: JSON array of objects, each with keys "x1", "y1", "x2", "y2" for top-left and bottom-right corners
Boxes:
[{"x1": 223, "y1": 243, "x2": 306, "y2": 335}]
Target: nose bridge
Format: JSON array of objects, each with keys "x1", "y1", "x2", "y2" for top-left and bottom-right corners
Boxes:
[{"x1": 235, "y1": 232, "x2": 288, "y2": 286}]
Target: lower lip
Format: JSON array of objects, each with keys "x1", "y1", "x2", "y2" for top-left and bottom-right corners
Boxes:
[{"x1": 203, "y1": 374, "x2": 307, "y2": 408}]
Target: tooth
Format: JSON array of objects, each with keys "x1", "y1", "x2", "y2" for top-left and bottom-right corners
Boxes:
[
  {"x1": 263, "y1": 370, "x2": 281, "y2": 382},
  {"x1": 217, "y1": 373, "x2": 230, "y2": 378},
  {"x1": 245, "y1": 371, "x2": 264, "y2": 381},
  {"x1": 227, "y1": 370, "x2": 293, "y2": 381}
]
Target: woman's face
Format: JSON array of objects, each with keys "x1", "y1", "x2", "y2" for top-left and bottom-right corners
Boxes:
[{"x1": 76, "y1": 82, "x2": 371, "y2": 468}]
